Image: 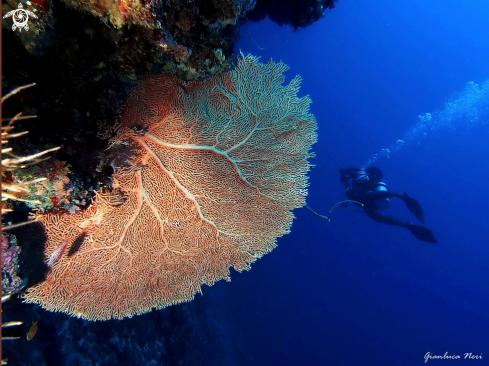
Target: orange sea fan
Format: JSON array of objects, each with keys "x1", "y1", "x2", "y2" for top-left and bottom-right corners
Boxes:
[{"x1": 22, "y1": 54, "x2": 318, "y2": 320}]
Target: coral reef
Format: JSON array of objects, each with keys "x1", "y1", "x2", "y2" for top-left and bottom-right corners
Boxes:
[
  {"x1": 1, "y1": 77, "x2": 114, "y2": 215},
  {"x1": 2, "y1": 0, "x2": 339, "y2": 82},
  {"x1": 7, "y1": 159, "x2": 93, "y2": 214},
  {"x1": 2, "y1": 0, "x2": 338, "y2": 207},
  {"x1": 2, "y1": 0, "x2": 247, "y2": 82},
  {"x1": 1, "y1": 84, "x2": 64, "y2": 219},
  {"x1": 22, "y1": 54, "x2": 317, "y2": 320},
  {"x1": 1, "y1": 84, "x2": 93, "y2": 223},
  {"x1": 2, "y1": 233, "x2": 26, "y2": 296}
]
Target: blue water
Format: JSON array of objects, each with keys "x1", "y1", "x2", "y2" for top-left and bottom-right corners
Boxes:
[
  {"x1": 205, "y1": 1, "x2": 489, "y2": 365},
  {"x1": 5, "y1": 1, "x2": 489, "y2": 365}
]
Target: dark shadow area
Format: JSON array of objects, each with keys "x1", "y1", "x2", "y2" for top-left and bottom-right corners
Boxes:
[
  {"x1": 67, "y1": 232, "x2": 87, "y2": 257},
  {"x1": 1, "y1": 293, "x2": 229, "y2": 366},
  {"x1": 11, "y1": 221, "x2": 49, "y2": 287}
]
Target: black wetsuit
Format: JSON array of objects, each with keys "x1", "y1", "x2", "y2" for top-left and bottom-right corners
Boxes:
[
  {"x1": 340, "y1": 168, "x2": 407, "y2": 227},
  {"x1": 339, "y1": 168, "x2": 438, "y2": 243}
]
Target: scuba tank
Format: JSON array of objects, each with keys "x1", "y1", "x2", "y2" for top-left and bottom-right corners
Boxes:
[
  {"x1": 374, "y1": 181, "x2": 389, "y2": 210},
  {"x1": 347, "y1": 170, "x2": 369, "y2": 196}
]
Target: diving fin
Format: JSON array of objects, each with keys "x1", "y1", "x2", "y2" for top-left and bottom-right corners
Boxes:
[
  {"x1": 403, "y1": 193, "x2": 425, "y2": 223},
  {"x1": 408, "y1": 223, "x2": 438, "y2": 244}
]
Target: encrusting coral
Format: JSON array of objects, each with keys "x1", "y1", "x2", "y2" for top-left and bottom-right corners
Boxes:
[
  {"x1": 1, "y1": 84, "x2": 63, "y2": 305},
  {"x1": 2, "y1": 233, "x2": 26, "y2": 296},
  {"x1": 22, "y1": 54, "x2": 318, "y2": 320},
  {"x1": 2, "y1": 84, "x2": 60, "y2": 223}
]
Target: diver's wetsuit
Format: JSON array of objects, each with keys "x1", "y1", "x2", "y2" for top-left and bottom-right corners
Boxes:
[
  {"x1": 363, "y1": 190, "x2": 408, "y2": 227},
  {"x1": 339, "y1": 167, "x2": 438, "y2": 243},
  {"x1": 339, "y1": 168, "x2": 406, "y2": 226}
]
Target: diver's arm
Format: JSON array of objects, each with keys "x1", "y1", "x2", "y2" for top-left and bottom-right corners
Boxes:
[
  {"x1": 339, "y1": 168, "x2": 362, "y2": 183},
  {"x1": 339, "y1": 168, "x2": 362, "y2": 196}
]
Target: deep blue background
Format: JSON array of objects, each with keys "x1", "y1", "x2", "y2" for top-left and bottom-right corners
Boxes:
[{"x1": 205, "y1": 1, "x2": 489, "y2": 365}]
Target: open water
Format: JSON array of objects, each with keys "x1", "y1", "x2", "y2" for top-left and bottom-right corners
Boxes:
[
  {"x1": 3, "y1": 0, "x2": 489, "y2": 365},
  {"x1": 209, "y1": 1, "x2": 489, "y2": 365}
]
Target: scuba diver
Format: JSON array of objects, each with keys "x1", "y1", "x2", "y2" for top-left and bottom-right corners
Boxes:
[
  {"x1": 305, "y1": 166, "x2": 437, "y2": 244},
  {"x1": 338, "y1": 167, "x2": 437, "y2": 243}
]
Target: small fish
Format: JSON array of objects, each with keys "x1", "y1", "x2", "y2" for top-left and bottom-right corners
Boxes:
[
  {"x1": 26, "y1": 319, "x2": 38, "y2": 341},
  {"x1": 47, "y1": 238, "x2": 70, "y2": 267}
]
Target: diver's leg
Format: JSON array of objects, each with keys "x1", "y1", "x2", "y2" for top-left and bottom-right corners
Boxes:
[
  {"x1": 365, "y1": 200, "x2": 437, "y2": 244},
  {"x1": 367, "y1": 191, "x2": 403, "y2": 199},
  {"x1": 364, "y1": 208, "x2": 408, "y2": 227},
  {"x1": 368, "y1": 191, "x2": 425, "y2": 223},
  {"x1": 365, "y1": 208, "x2": 437, "y2": 243}
]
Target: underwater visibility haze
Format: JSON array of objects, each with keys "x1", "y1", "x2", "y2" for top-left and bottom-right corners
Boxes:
[{"x1": 1, "y1": 0, "x2": 489, "y2": 365}]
